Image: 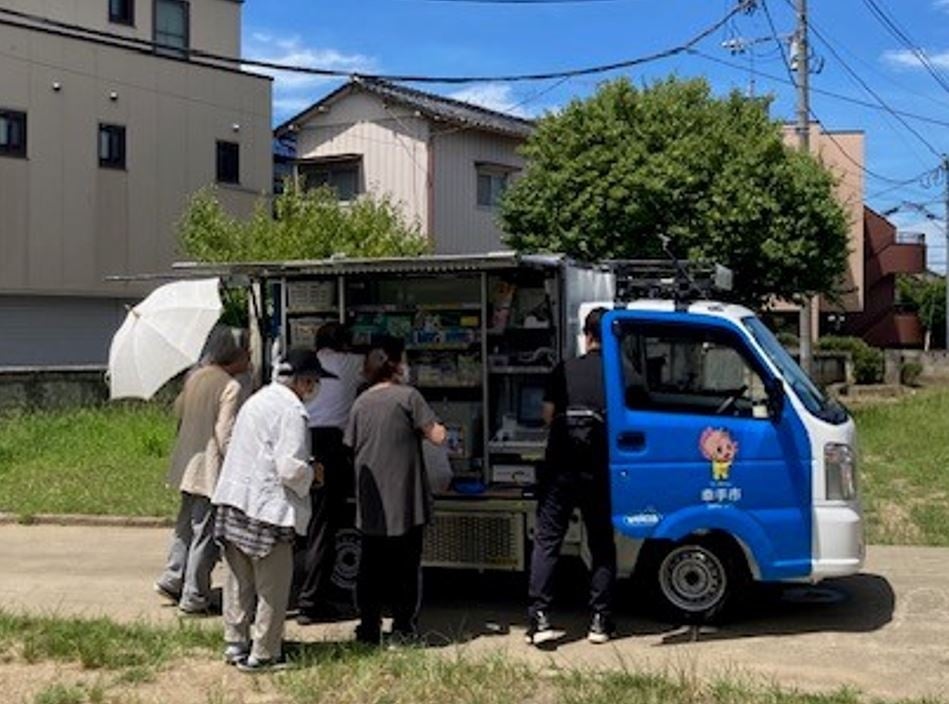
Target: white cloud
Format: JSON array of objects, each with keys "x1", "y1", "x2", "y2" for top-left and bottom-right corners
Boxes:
[
  {"x1": 881, "y1": 48, "x2": 949, "y2": 70},
  {"x1": 447, "y1": 84, "x2": 533, "y2": 118},
  {"x1": 243, "y1": 32, "x2": 377, "y2": 121}
]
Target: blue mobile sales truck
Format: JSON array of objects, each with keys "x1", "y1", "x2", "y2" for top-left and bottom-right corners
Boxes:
[{"x1": 176, "y1": 253, "x2": 864, "y2": 622}]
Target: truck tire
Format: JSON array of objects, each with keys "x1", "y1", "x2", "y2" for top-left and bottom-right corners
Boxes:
[{"x1": 639, "y1": 535, "x2": 749, "y2": 624}]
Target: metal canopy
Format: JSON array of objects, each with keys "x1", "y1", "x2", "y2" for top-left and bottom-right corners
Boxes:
[{"x1": 171, "y1": 252, "x2": 583, "y2": 279}]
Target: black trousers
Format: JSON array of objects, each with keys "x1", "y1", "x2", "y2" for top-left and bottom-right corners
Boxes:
[
  {"x1": 357, "y1": 526, "x2": 425, "y2": 638},
  {"x1": 295, "y1": 427, "x2": 352, "y2": 613},
  {"x1": 528, "y1": 472, "x2": 616, "y2": 619}
]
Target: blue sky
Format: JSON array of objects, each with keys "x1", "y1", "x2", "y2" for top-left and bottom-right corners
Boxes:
[{"x1": 242, "y1": 0, "x2": 949, "y2": 269}]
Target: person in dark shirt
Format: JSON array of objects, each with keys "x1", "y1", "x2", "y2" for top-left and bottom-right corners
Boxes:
[
  {"x1": 344, "y1": 342, "x2": 447, "y2": 646},
  {"x1": 526, "y1": 307, "x2": 617, "y2": 645}
]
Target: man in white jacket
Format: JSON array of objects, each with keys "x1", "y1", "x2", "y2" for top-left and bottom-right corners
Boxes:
[{"x1": 212, "y1": 348, "x2": 336, "y2": 672}]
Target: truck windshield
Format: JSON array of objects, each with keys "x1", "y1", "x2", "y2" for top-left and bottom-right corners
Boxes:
[{"x1": 742, "y1": 316, "x2": 848, "y2": 425}]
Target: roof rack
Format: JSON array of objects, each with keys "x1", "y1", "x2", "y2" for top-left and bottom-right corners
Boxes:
[{"x1": 609, "y1": 259, "x2": 733, "y2": 307}]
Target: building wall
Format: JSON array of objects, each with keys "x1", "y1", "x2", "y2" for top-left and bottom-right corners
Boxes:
[
  {"x1": 0, "y1": 19, "x2": 271, "y2": 300},
  {"x1": 0, "y1": 295, "x2": 134, "y2": 366},
  {"x1": 293, "y1": 92, "x2": 431, "y2": 232},
  {"x1": 0, "y1": 0, "x2": 241, "y2": 57},
  {"x1": 780, "y1": 125, "x2": 865, "y2": 313},
  {"x1": 431, "y1": 128, "x2": 524, "y2": 254}
]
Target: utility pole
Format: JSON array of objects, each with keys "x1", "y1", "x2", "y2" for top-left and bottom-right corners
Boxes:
[
  {"x1": 794, "y1": 0, "x2": 814, "y2": 376},
  {"x1": 944, "y1": 154, "x2": 949, "y2": 350}
]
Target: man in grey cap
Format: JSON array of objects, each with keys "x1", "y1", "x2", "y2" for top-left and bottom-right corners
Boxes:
[{"x1": 212, "y1": 348, "x2": 337, "y2": 673}]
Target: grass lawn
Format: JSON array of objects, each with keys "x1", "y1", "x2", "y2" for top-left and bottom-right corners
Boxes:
[
  {"x1": 851, "y1": 387, "x2": 949, "y2": 546},
  {"x1": 0, "y1": 389, "x2": 947, "y2": 545},
  {"x1": 0, "y1": 404, "x2": 178, "y2": 518},
  {"x1": 0, "y1": 611, "x2": 939, "y2": 704}
]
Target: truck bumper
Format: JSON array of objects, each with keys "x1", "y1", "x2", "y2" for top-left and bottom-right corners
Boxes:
[{"x1": 811, "y1": 504, "x2": 865, "y2": 579}]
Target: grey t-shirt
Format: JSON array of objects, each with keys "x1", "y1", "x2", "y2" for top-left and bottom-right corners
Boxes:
[{"x1": 344, "y1": 384, "x2": 439, "y2": 537}]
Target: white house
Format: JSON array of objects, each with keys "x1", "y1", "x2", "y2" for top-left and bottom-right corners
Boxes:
[{"x1": 274, "y1": 77, "x2": 534, "y2": 254}]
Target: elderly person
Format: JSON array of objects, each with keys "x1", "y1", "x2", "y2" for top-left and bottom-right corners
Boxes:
[
  {"x1": 212, "y1": 348, "x2": 336, "y2": 673},
  {"x1": 345, "y1": 341, "x2": 446, "y2": 646},
  {"x1": 154, "y1": 326, "x2": 250, "y2": 615}
]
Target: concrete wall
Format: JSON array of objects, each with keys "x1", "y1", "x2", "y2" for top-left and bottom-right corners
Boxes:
[
  {"x1": 432, "y1": 128, "x2": 524, "y2": 254},
  {"x1": 294, "y1": 91, "x2": 431, "y2": 232},
  {"x1": 0, "y1": 0, "x2": 242, "y2": 57},
  {"x1": 0, "y1": 367, "x2": 109, "y2": 412}
]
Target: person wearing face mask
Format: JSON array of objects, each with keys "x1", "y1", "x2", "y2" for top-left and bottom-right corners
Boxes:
[
  {"x1": 211, "y1": 348, "x2": 337, "y2": 673},
  {"x1": 344, "y1": 339, "x2": 446, "y2": 646}
]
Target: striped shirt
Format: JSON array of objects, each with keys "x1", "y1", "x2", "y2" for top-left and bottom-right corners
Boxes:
[{"x1": 215, "y1": 505, "x2": 296, "y2": 559}]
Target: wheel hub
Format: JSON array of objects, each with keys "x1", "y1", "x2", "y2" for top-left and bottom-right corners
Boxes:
[{"x1": 659, "y1": 545, "x2": 728, "y2": 613}]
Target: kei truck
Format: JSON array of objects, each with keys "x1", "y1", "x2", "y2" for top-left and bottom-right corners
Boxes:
[{"x1": 165, "y1": 252, "x2": 864, "y2": 623}]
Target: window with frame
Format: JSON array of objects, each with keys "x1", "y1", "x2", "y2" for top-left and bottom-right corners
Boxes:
[
  {"x1": 98, "y1": 124, "x2": 126, "y2": 169},
  {"x1": 216, "y1": 141, "x2": 240, "y2": 184},
  {"x1": 299, "y1": 160, "x2": 360, "y2": 201},
  {"x1": 109, "y1": 0, "x2": 134, "y2": 25},
  {"x1": 620, "y1": 324, "x2": 770, "y2": 419},
  {"x1": 476, "y1": 165, "x2": 512, "y2": 208},
  {"x1": 154, "y1": 0, "x2": 189, "y2": 54},
  {"x1": 0, "y1": 110, "x2": 27, "y2": 158}
]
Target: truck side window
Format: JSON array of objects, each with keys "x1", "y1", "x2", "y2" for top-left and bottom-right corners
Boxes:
[{"x1": 620, "y1": 325, "x2": 770, "y2": 419}]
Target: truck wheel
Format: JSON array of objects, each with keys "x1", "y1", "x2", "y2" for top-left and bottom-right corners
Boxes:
[{"x1": 644, "y1": 536, "x2": 748, "y2": 624}]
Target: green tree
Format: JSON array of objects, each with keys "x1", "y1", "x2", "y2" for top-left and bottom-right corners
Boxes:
[
  {"x1": 898, "y1": 273, "x2": 945, "y2": 350},
  {"x1": 500, "y1": 77, "x2": 850, "y2": 307},
  {"x1": 178, "y1": 180, "x2": 431, "y2": 263}
]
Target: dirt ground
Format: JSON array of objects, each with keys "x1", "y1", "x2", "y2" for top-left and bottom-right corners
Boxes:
[{"x1": 2, "y1": 524, "x2": 948, "y2": 702}]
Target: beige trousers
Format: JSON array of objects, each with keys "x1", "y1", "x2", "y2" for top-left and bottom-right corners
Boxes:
[{"x1": 222, "y1": 541, "x2": 293, "y2": 662}]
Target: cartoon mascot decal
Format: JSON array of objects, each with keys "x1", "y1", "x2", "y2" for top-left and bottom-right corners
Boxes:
[{"x1": 700, "y1": 428, "x2": 739, "y2": 482}]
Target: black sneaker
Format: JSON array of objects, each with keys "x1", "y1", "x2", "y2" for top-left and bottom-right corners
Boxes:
[
  {"x1": 525, "y1": 611, "x2": 559, "y2": 646},
  {"x1": 587, "y1": 612, "x2": 615, "y2": 644}
]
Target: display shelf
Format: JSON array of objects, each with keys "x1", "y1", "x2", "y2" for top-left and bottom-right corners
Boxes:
[
  {"x1": 488, "y1": 365, "x2": 554, "y2": 375},
  {"x1": 286, "y1": 308, "x2": 339, "y2": 316},
  {"x1": 406, "y1": 342, "x2": 481, "y2": 351},
  {"x1": 348, "y1": 303, "x2": 482, "y2": 313},
  {"x1": 488, "y1": 326, "x2": 552, "y2": 334}
]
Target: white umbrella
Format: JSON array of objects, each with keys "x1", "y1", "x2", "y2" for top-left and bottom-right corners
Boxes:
[{"x1": 108, "y1": 278, "x2": 223, "y2": 400}]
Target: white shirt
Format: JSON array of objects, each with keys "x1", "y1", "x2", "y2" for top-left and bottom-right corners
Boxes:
[
  {"x1": 306, "y1": 349, "x2": 365, "y2": 429},
  {"x1": 212, "y1": 382, "x2": 314, "y2": 534}
]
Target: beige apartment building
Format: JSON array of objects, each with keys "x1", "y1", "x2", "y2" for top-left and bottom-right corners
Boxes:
[
  {"x1": 275, "y1": 77, "x2": 534, "y2": 255},
  {"x1": 0, "y1": 0, "x2": 272, "y2": 366}
]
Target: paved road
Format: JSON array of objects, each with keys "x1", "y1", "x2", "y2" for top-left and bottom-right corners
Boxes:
[{"x1": 1, "y1": 524, "x2": 947, "y2": 700}]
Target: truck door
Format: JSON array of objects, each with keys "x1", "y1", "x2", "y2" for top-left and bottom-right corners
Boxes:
[{"x1": 602, "y1": 310, "x2": 812, "y2": 582}]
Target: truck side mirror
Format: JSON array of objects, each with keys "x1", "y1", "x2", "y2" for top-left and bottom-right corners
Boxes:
[{"x1": 765, "y1": 379, "x2": 785, "y2": 420}]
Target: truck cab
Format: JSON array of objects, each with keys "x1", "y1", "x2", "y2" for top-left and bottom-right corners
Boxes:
[{"x1": 601, "y1": 299, "x2": 864, "y2": 621}]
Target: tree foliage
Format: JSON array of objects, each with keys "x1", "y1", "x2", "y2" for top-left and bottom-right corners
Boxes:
[
  {"x1": 898, "y1": 273, "x2": 945, "y2": 350},
  {"x1": 178, "y1": 180, "x2": 431, "y2": 262},
  {"x1": 500, "y1": 77, "x2": 851, "y2": 307}
]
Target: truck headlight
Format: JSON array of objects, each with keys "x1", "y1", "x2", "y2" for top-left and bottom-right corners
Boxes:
[{"x1": 825, "y1": 443, "x2": 857, "y2": 501}]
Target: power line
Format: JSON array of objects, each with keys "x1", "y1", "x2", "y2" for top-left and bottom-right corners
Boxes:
[
  {"x1": 758, "y1": 0, "x2": 927, "y2": 186},
  {"x1": 688, "y1": 49, "x2": 949, "y2": 130},
  {"x1": 0, "y1": 2, "x2": 752, "y2": 85},
  {"x1": 859, "y1": 0, "x2": 949, "y2": 96},
  {"x1": 411, "y1": 0, "x2": 625, "y2": 3},
  {"x1": 804, "y1": 16, "x2": 942, "y2": 159}
]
